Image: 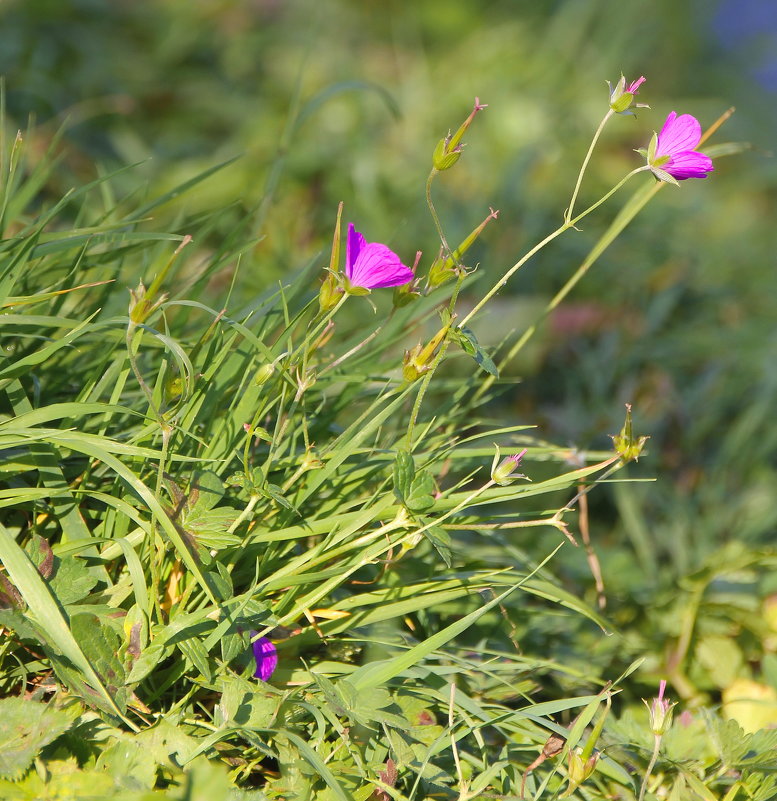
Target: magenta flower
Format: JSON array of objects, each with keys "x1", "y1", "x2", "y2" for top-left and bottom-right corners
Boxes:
[
  {"x1": 252, "y1": 635, "x2": 277, "y2": 681},
  {"x1": 345, "y1": 223, "x2": 414, "y2": 290},
  {"x1": 647, "y1": 112, "x2": 714, "y2": 182}
]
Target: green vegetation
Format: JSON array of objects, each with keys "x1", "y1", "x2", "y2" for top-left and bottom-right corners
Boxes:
[{"x1": 1, "y1": 1, "x2": 776, "y2": 799}]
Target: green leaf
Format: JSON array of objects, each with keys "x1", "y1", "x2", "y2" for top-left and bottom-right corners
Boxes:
[
  {"x1": 451, "y1": 325, "x2": 499, "y2": 377},
  {"x1": 0, "y1": 522, "x2": 134, "y2": 728},
  {"x1": 94, "y1": 738, "x2": 157, "y2": 791},
  {"x1": 405, "y1": 469, "x2": 436, "y2": 512},
  {"x1": 348, "y1": 578, "x2": 525, "y2": 691},
  {"x1": 189, "y1": 470, "x2": 226, "y2": 513},
  {"x1": 263, "y1": 483, "x2": 297, "y2": 513},
  {"x1": 70, "y1": 613, "x2": 128, "y2": 712},
  {"x1": 0, "y1": 698, "x2": 77, "y2": 780},
  {"x1": 393, "y1": 450, "x2": 415, "y2": 502},
  {"x1": 423, "y1": 525, "x2": 452, "y2": 567}
]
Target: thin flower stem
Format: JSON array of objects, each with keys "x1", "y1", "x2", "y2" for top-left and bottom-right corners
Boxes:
[
  {"x1": 404, "y1": 270, "x2": 465, "y2": 448},
  {"x1": 638, "y1": 734, "x2": 662, "y2": 801},
  {"x1": 319, "y1": 324, "x2": 382, "y2": 376},
  {"x1": 426, "y1": 168, "x2": 456, "y2": 262},
  {"x1": 404, "y1": 339, "x2": 450, "y2": 449},
  {"x1": 458, "y1": 167, "x2": 647, "y2": 329},
  {"x1": 565, "y1": 110, "x2": 614, "y2": 224},
  {"x1": 289, "y1": 293, "x2": 348, "y2": 366}
]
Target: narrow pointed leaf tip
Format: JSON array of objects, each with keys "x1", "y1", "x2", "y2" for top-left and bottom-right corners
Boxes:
[
  {"x1": 647, "y1": 111, "x2": 714, "y2": 181},
  {"x1": 252, "y1": 635, "x2": 278, "y2": 681},
  {"x1": 345, "y1": 223, "x2": 414, "y2": 289}
]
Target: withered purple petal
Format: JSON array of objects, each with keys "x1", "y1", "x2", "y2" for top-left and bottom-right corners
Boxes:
[{"x1": 252, "y1": 635, "x2": 277, "y2": 681}]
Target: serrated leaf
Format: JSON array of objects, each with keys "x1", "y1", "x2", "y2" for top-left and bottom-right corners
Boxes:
[
  {"x1": 189, "y1": 470, "x2": 226, "y2": 513},
  {"x1": 217, "y1": 675, "x2": 279, "y2": 730},
  {"x1": 69, "y1": 613, "x2": 128, "y2": 712},
  {"x1": 405, "y1": 470, "x2": 435, "y2": 513},
  {"x1": 393, "y1": 450, "x2": 415, "y2": 503},
  {"x1": 263, "y1": 483, "x2": 297, "y2": 513},
  {"x1": 177, "y1": 636, "x2": 212, "y2": 682},
  {"x1": 49, "y1": 555, "x2": 99, "y2": 606},
  {"x1": 26, "y1": 536, "x2": 97, "y2": 605},
  {"x1": 452, "y1": 325, "x2": 499, "y2": 377},
  {"x1": 94, "y1": 738, "x2": 157, "y2": 791},
  {"x1": 0, "y1": 698, "x2": 76, "y2": 780}
]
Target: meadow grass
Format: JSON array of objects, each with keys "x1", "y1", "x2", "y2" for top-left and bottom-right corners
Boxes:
[
  {"x1": 2, "y1": 75, "x2": 777, "y2": 801},
  {"x1": 2, "y1": 2, "x2": 777, "y2": 798}
]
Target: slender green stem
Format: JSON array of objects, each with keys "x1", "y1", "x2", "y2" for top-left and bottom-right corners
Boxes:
[
  {"x1": 638, "y1": 734, "x2": 662, "y2": 801},
  {"x1": 288, "y1": 293, "x2": 348, "y2": 366},
  {"x1": 565, "y1": 110, "x2": 614, "y2": 224},
  {"x1": 459, "y1": 167, "x2": 647, "y2": 329},
  {"x1": 426, "y1": 168, "x2": 456, "y2": 262},
  {"x1": 404, "y1": 339, "x2": 450, "y2": 449},
  {"x1": 474, "y1": 173, "x2": 662, "y2": 402},
  {"x1": 404, "y1": 271, "x2": 465, "y2": 448}
]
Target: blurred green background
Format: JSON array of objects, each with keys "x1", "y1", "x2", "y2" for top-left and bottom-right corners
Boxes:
[{"x1": 2, "y1": 0, "x2": 776, "y2": 703}]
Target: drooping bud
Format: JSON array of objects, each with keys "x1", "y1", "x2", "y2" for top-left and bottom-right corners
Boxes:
[
  {"x1": 432, "y1": 97, "x2": 487, "y2": 171},
  {"x1": 491, "y1": 447, "x2": 528, "y2": 486}
]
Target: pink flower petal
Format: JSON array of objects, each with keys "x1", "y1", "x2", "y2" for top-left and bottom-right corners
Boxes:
[
  {"x1": 627, "y1": 76, "x2": 646, "y2": 93},
  {"x1": 656, "y1": 112, "x2": 702, "y2": 157},
  {"x1": 345, "y1": 223, "x2": 366, "y2": 281},
  {"x1": 349, "y1": 242, "x2": 414, "y2": 289},
  {"x1": 252, "y1": 635, "x2": 278, "y2": 681},
  {"x1": 665, "y1": 150, "x2": 714, "y2": 180}
]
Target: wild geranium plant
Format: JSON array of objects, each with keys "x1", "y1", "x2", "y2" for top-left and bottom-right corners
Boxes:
[{"x1": 0, "y1": 74, "x2": 751, "y2": 801}]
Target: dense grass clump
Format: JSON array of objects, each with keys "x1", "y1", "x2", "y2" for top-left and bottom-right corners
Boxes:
[{"x1": 1, "y1": 8, "x2": 777, "y2": 795}]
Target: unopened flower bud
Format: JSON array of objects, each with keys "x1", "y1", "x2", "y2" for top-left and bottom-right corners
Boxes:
[
  {"x1": 129, "y1": 281, "x2": 167, "y2": 324},
  {"x1": 402, "y1": 323, "x2": 451, "y2": 383},
  {"x1": 611, "y1": 403, "x2": 649, "y2": 462},
  {"x1": 393, "y1": 251, "x2": 422, "y2": 307},
  {"x1": 432, "y1": 97, "x2": 487, "y2": 171},
  {"x1": 318, "y1": 271, "x2": 344, "y2": 311},
  {"x1": 565, "y1": 748, "x2": 599, "y2": 793},
  {"x1": 491, "y1": 448, "x2": 528, "y2": 486},
  {"x1": 607, "y1": 74, "x2": 648, "y2": 115},
  {"x1": 428, "y1": 208, "x2": 499, "y2": 287},
  {"x1": 254, "y1": 363, "x2": 276, "y2": 386},
  {"x1": 644, "y1": 679, "x2": 676, "y2": 736}
]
